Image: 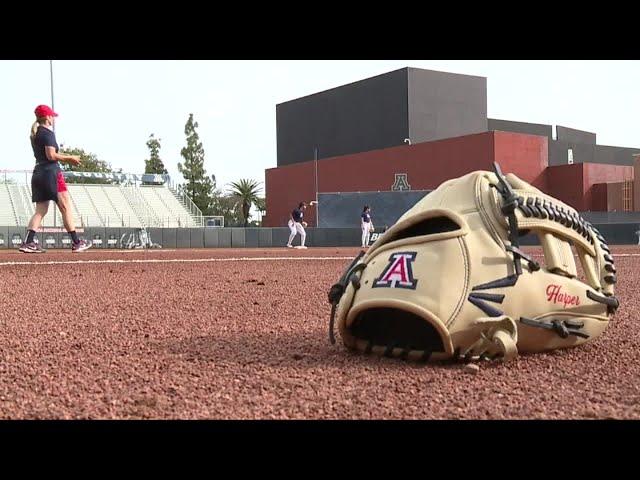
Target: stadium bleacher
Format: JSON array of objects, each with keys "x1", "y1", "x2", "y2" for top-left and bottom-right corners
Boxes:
[{"x1": 0, "y1": 181, "x2": 200, "y2": 228}]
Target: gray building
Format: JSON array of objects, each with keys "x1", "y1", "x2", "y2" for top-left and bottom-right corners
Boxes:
[
  {"x1": 276, "y1": 66, "x2": 639, "y2": 168},
  {"x1": 488, "y1": 118, "x2": 640, "y2": 166},
  {"x1": 276, "y1": 67, "x2": 488, "y2": 166}
]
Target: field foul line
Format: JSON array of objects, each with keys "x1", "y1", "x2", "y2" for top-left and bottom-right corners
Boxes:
[
  {"x1": 0, "y1": 256, "x2": 355, "y2": 266},
  {"x1": 1, "y1": 252, "x2": 640, "y2": 267}
]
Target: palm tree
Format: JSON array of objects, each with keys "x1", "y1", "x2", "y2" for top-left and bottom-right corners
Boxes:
[
  {"x1": 228, "y1": 179, "x2": 262, "y2": 227},
  {"x1": 254, "y1": 196, "x2": 266, "y2": 224}
]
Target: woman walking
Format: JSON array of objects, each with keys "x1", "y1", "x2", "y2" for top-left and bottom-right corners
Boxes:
[{"x1": 20, "y1": 104, "x2": 92, "y2": 253}]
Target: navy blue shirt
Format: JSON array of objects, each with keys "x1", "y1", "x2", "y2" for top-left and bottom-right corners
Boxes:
[
  {"x1": 292, "y1": 208, "x2": 304, "y2": 222},
  {"x1": 361, "y1": 212, "x2": 371, "y2": 223},
  {"x1": 31, "y1": 126, "x2": 60, "y2": 171}
]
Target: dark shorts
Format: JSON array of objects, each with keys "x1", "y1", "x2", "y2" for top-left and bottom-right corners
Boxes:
[{"x1": 31, "y1": 167, "x2": 66, "y2": 203}]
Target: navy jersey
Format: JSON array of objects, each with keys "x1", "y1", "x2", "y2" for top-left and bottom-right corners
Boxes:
[
  {"x1": 292, "y1": 208, "x2": 304, "y2": 222},
  {"x1": 31, "y1": 126, "x2": 60, "y2": 171},
  {"x1": 361, "y1": 212, "x2": 371, "y2": 223}
]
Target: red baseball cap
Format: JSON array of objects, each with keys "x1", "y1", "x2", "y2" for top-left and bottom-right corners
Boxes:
[{"x1": 34, "y1": 105, "x2": 58, "y2": 118}]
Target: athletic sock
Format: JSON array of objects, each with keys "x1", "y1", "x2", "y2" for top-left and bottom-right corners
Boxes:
[
  {"x1": 25, "y1": 229, "x2": 36, "y2": 244},
  {"x1": 70, "y1": 231, "x2": 80, "y2": 244}
]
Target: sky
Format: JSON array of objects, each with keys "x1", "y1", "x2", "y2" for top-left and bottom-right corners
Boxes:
[{"x1": 1, "y1": 60, "x2": 639, "y2": 194}]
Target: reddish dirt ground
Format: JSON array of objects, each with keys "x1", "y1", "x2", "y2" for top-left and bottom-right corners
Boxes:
[{"x1": 0, "y1": 246, "x2": 638, "y2": 419}]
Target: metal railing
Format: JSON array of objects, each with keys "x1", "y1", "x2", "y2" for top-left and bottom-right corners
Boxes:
[
  {"x1": 14, "y1": 214, "x2": 208, "y2": 228},
  {"x1": 170, "y1": 184, "x2": 203, "y2": 220},
  {"x1": 3, "y1": 169, "x2": 206, "y2": 228}
]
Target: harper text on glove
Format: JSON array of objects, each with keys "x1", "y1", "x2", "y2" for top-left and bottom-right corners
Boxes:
[{"x1": 546, "y1": 284, "x2": 581, "y2": 308}]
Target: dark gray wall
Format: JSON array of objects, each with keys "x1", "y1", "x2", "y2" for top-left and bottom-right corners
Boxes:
[
  {"x1": 549, "y1": 140, "x2": 640, "y2": 166},
  {"x1": 277, "y1": 67, "x2": 492, "y2": 166},
  {"x1": 548, "y1": 140, "x2": 569, "y2": 166},
  {"x1": 592, "y1": 144, "x2": 640, "y2": 165},
  {"x1": 276, "y1": 68, "x2": 409, "y2": 166},
  {"x1": 1, "y1": 225, "x2": 639, "y2": 248},
  {"x1": 556, "y1": 125, "x2": 596, "y2": 145},
  {"x1": 487, "y1": 118, "x2": 553, "y2": 139},
  {"x1": 580, "y1": 211, "x2": 640, "y2": 224},
  {"x1": 0, "y1": 226, "x2": 7, "y2": 249},
  {"x1": 317, "y1": 191, "x2": 430, "y2": 228},
  {"x1": 588, "y1": 223, "x2": 640, "y2": 245},
  {"x1": 408, "y1": 68, "x2": 487, "y2": 144}
]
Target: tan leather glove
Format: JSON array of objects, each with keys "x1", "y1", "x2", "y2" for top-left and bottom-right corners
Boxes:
[{"x1": 328, "y1": 163, "x2": 618, "y2": 362}]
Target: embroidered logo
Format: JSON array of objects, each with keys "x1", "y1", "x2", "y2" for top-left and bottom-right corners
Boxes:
[
  {"x1": 373, "y1": 252, "x2": 418, "y2": 289},
  {"x1": 546, "y1": 284, "x2": 581, "y2": 308}
]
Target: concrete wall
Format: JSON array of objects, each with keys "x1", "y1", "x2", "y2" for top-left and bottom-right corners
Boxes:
[
  {"x1": 276, "y1": 68, "x2": 410, "y2": 166},
  {"x1": 583, "y1": 163, "x2": 634, "y2": 210},
  {"x1": 549, "y1": 140, "x2": 640, "y2": 167},
  {"x1": 407, "y1": 68, "x2": 487, "y2": 144},
  {"x1": 4, "y1": 223, "x2": 640, "y2": 249},
  {"x1": 488, "y1": 118, "x2": 553, "y2": 139},
  {"x1": 493, "y1": 131, "x2": 548, "y2": 190},
  {"x1": 556, "y1": 125, "x2": 596, "y2": 145},
  {"x1": 634, "y1": 155, "x2": 640, "y2": 211},
  {"x1": 276, "y1": 67, "x2": 489, "y2": 167},
  {"x1": 266, "y1": 131, "x2": 550, "y2": 227},
  {"x1": 606, "y1": 182, "x2": 625, "y2": 212},
  {"x1": 317, "y1": 191, "x2": 430, "y2": 228},
  {"x1": 591, "y1": 183, "x2": 608, "y2": 211},
  {"x1": 545, "y1": 163, "x2": 633, "y2": 211}
]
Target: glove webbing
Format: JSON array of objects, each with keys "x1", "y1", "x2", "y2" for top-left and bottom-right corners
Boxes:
[
  {"x1": 517, "y1": 195, "x2": 594, "y2": 244},
  {"x1": 492, "y1": 163, "x2": 539, "y2": 276},
  {"x1": 328, "y1": 250, "x2": 367, "y2": 344},
  {"x1": 502, "y1": 180, "x2": 619, "y2": 306}
]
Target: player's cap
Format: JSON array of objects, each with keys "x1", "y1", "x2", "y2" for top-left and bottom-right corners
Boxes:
[{"x1": 34, "y1": 105, "x2": 58, "y2": 118}]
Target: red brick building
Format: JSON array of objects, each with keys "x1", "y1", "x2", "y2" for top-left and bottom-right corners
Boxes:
[{"x1": 264, "y1": 67, "x2": 639, "y2": 227}]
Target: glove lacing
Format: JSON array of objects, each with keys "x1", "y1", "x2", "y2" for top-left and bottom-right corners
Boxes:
[
  {"x1": 461, "y1": 315, "x2": 519, "y2": 361},
  {"x1": 328, "y1": 250, "x2": 367, "y2": 344}
]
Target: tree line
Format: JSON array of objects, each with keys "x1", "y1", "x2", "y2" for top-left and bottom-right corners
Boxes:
[{"x1": 60, "y1": 113, "x2": 263, "y2": 227}]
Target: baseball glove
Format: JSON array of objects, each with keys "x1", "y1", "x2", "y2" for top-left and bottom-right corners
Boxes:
[
  {"x1": 327, "y1": 163, "x2": 619, "y2": 362},
  {"x1": 302, "y1": 221, "x2": 308, "y2": 228}
]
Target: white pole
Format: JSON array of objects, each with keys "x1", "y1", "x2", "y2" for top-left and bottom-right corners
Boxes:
[
  {"x1": 314, "y1": 147, "x2": 319, "y2": 227},
  {"x1": 49, "y1": 60, "x2": 55, "y2": 133}
]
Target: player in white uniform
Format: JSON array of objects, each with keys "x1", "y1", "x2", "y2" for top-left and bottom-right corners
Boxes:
[
  {"x1": 361, "y1": 205, "x2": 374, "y2": 248},
  {"x1": 287, "y1": 202, "x2": 308, "y2": 249}
]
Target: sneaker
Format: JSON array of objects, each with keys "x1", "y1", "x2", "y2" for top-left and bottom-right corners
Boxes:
[
  {"x1": 72, "y1": 239, "x2": 93, "y2": 252},
  {"x1": 19, "y1": 242, "x2": 46, "y2": 253},
  {"x1": 286, "y1": 244, "x2": 293, "y2": 248}
]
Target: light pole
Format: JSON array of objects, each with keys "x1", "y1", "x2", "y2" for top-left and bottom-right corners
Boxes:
[
  {"x1": 50, "y1": 60, "x2": 57, "y2": 227},
  {"x1": 49, "y1": 60, "x2": 55, "y2": 132},
  {"x1": 314, "y1": 146, "x2": 319, "y2": 227}
]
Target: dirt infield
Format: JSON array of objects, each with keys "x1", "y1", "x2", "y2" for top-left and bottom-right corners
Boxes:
[{"x1": 0, "y1": 246, "x2": 638, "y2": 419}]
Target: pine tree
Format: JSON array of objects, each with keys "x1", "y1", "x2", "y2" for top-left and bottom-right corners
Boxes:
[
  {"x1": 144, "y1": 134, "x2": 168, "y2": 175},
  {"x1": 177, "y1": 114, "x2": 215, "y2": 214}
]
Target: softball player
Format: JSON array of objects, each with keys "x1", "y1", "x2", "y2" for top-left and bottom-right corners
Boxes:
[
  {"x1": 286, "y1": 200, "x2": 317, "y2": 248},
  {"x1": 361, "y1": 205, "x2": 374, "y2": 248},
  {"x1": 20, "y1": 105, "x2": 92, "y2": 253},
  {"x1": 287, "y1": 201, "x2": 308, "y2": 248}
]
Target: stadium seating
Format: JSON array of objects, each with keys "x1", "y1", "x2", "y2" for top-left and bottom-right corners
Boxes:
[{"x1": 0, "y1": 182, "x2": 199, "y2": 228}]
